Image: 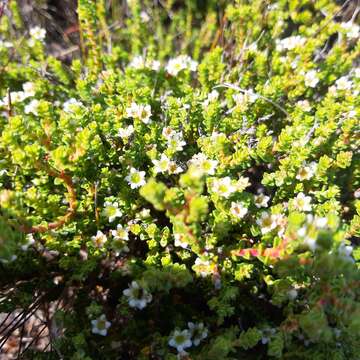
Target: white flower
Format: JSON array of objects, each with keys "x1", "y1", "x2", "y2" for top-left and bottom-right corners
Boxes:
[
  {"x1": 212, "y1": 177, "x2": 236, "y2": 198},
  {"x1": 236, "y1": 176, "x2": 251, "y2": 191},
  {"x1": 296, "y1": 162, "x2": 317, "y2": 181},
  {"x1": 166, "y1": 55, "x2": 197, "y2": 76},
  {"x1": 293, "y1": 192, "x2": 312, "y2": 212},
  {"x1": 335, "y1": 76, "x2": 352, "y2": 90},
  {"x1": 24, "y1": 99, "x2": 40, "y2": 115},
  {"x1": 22, "y1": 82, "x2": 36, "y2": 98},
  {"x1": 256, "y1": 212, "x2": 278, "y2": 234},
  {"x1": 193, "y1": 258, "x2": 212, "y2": 277},
  {"x1": 103, "y1": 201, "x2": 122, "y2": 222},
  {"x1": 123, "y1": 281, "x2": 152, "y2": 309},
  {"x1": 162, "y1": 127, "x2": 176, "y2": 140},
  {"x1": 168, "y1": 329, "x2": 192, "y2": 352},
  {"x1": 188, "y1": 153, "x2": 218, "y2": 175},
  {"x1": 338, "y1": 242, "x2": 354, "y2": 262},
  {"x1": 288, "y1": 288, "x2": 298, "y2": 300},
  {"x1": 119, "y1": 125, "x2": 134, "y2": 138},
  {"x1": 29, "y1": 26, "x2": 46, "y2": 41},
  {"x1": 304, "y1": 70, "x2": 319, "y2": 88},
  {"x1": 354, "y1": 68, "x2": 360, "y2": 78},
  {"x1": 149, "y1": 60, "x2": 161, "y2": 71},
  {"x1": 168, "y1": 161, "x2": 183, "y2": 174},
  {"x1": 230, "y1": 201, "x2": 248, "y2": 219},
  {"x1": 296, "y1": 100, "x2": 311, "y2": 112},
  {"x1": 276, "y1": 36, "x2": 306, "y2": 51},
  {"x1": 125, "y1": 168, "x2": 146, "y2": 189},
  {"x1": 91, "y1": 314, "x2": 111, "y2": 336},
  {"x1": 110, "y1": 224, "x2": 130, "y2": 255},
  {"x1": 140, "y1": 11, "x2": 150, "y2": 22},
  {"x1": 152, "y1": 154, "x2": 171, "y2": 174},
  {"x1": 128, "y1": 55, "x2": 161, "y2": 71},
  {"x1": 91, "y1": 230, "x2": 108, "y2": 248},
  {"x1": 21, "y1": 234, "x2": 35, "y2": 251},
  {"x1": 203, "y1": 90, "x2": 219, "y2": 107},
  {"x1": 111, "y1": 224, "x2": 129, "y2": 241},
  {"x1": 188, "y1": 322, "x2": 208, "y2": 346},
  {"x1": 254, "y1": 194, "x2": 270, "y2": 208},
  {"x1": 126, "y1": 102, "x2": 151, "y2": 124},
  {"x1": 341, "y1": 22, "x2": 359, "y2": 39},
  {"x1": 63, "y1": 98, "x2": 83, "y2": 113},
  {"x1": 0, "y1": 39, "x2": 13, "y2": 48},
  {"x1": 174, "y1": 233, "x2": 188, "y2": 249},
  {"x1": 167, "y1": 132, "x2": 186, "y2": 152},
  {"x1": 129, "y1": 55, "x2": 145, "y2": 69}
]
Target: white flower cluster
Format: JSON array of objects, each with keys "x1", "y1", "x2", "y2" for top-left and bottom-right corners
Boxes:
[
  {"x1": 161, "y1": 127, "x2": 187, "y2": 152},
  {"x1": 28, "y1": 26, "x2": 46, "y2": 47},
  {"x1": 188, "y1": 153, "x2": 218, "y2": 175},
  {"x1": 152, "y1": 154, "x2": 183, "y2": 175},
  {"x1": 128, "y1": 55, "x2": 161, "y2": 71},
  {"x1": 126, "y1": 102, "x2": 152, "y2": 124},
  {"x1": 166, "y1": 55, "x2": 198, "y2": 76},
  {"x1": 168, "y1": 322, "x2": 208, "y2": 355},
  {"x1": 276, "y1": 35, "x2": 306, "y2": 51},
  {"x1": 0, "y1": 82, "x2": 36, "y2": 107}
]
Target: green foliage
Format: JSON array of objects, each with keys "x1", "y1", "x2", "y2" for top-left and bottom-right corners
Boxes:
[{"x1": 0, "y1": 0, "x2": 359, "y2": 359}]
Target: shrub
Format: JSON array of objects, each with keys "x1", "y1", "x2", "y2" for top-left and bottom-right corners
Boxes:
[{"x1": 0, "y1": 0, "x2": 359, "y2": 359}]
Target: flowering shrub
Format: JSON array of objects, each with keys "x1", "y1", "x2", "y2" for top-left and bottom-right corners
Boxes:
[{"x1": 0, "y1": 0, "x2": 360, "y2": 359}]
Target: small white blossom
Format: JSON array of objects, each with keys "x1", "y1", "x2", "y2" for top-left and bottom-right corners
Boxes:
[
  {"x1": 230, "y1": 201, "x2": 248, "y2": 219},
  {"x1": 166, "y1": 55, "x2": 198, "y2": 76},
  {"x1": 162, "y1": 127, "x2": 176, "y2": 140},
  {"x1": 254, "y1": 194, "x2": 270, "y2": 208},
  {"x1": 29, "y1": 26, "x2": 46, "y2": 41},
  {"x1": 63, "y1": 98, "x2": 83, "y2": 113},
  {"x1": 296, "y1": 100, "x2": 311, "y2": 112},
  {"x1": 168, "y1": 329, "x2": 192, "y2": 353},
  {"x1": 174, "y1": 233, "x2": 188, "y2": 249},
  {"x1": 123, "y1": 281, "x2": 152, "y2": 309},
  {"x1": 304, "y1": 70, "x2": 319, "y2": 88},
  {"x1": 276, "y1": 36, "x2": 306, "y2": 51},
  {"x1": 91, "y1": 314, "x2": 111, "y2": 336},
  {"x1": 103, "y1": 201, "x2": 122, "y2": 222},
  {"x1": 335, "y1": 76, "x2": 352, "y2": 91},
  {"x1": 212, "y1": 177, "x2": 236, "y2": 198},
  {"x1": 21, "y1": 234, "x2": 35, "y2": 251},
  {"x1": 256, "y1": 212, "x2": 278, "y2": 234},
  {"x1": 338, "y1": 243, "x2": 354, "y2": 262},
  {"x1": 24, "y1": 99, "x2": 40, "y2": 115},
  {"x1": 91, "y1": 230, "x2": 108, "y2": 248},
  {"x1": 0, "y1": 39, "x2": 13, "y2": 49},
  {"x1": 188, "y1": 153, "x2": 218, "y2": 175},
  {"x1": 126, "y1": 102, "x2": 152, "y2": 124},
  {"x1": 125, "y1": 168, "x2": 146, "y2": 189},
  {"x1": 167, "y1": 132, "x2": 186, "y2": 152},
  {"x1": 22, "y1": 82, "x2": 36, "y2": 98},
  {"x1": 140, "y1": 11, "x2": 150, "y2": 22},
  {"x1": 118, "y1": 125, "x2": 134, "y2": 138},
  {"x1": 193, "y1": 258, "x2": 212, "y2": 277},
  {"x1": 288, "y1": 288, "x2": 298, "y2": 300},
  {"x1": 152, "y1": 154, "x2": 171, "y2": 174},
  {"x1": 110, "y1": 224, "x2": 129, "y2": 255},
  {"x1": 296, "y1": 162, "x2": 317, "y2": 181},
  {"x1": 203, "y1": 90, "x2": 219, "y2": 108},
  {"x1": 293, "y1": 192, "x2": 312, "y2": 212},
  {"x1": 188, "y1": 322, "x2": 208, "y2": 346},
  {"x1": 341, "y1": 22, "x2": 359, "y2": 39}
]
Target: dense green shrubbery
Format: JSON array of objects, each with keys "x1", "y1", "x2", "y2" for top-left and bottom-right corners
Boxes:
[{"x1": 1, "y1": 0, "x2": 360, "y2": 358}]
